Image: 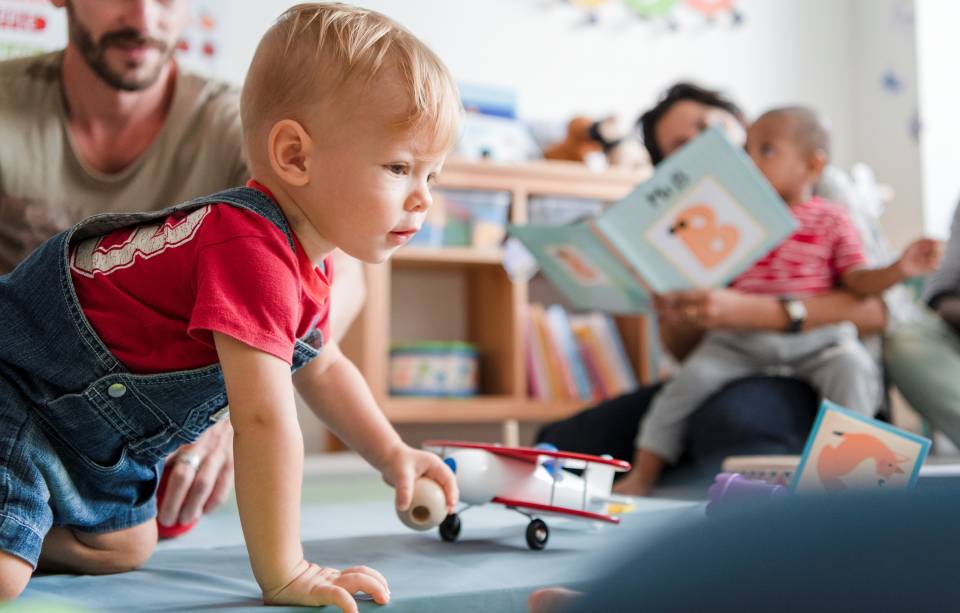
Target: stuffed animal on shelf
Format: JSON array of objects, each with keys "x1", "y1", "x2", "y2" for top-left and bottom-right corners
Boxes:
[{"x1": 544, "y1": 114, "x2": 649, "y2": 171}]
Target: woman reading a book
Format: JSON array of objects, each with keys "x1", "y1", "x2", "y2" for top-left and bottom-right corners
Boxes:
[{"x1": 537, "y1": 82, "x2": 887, "y2": 488}]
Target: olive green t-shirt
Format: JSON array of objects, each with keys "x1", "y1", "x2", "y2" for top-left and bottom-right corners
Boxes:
[{"x1": 0, "y1": 51, "x2": 249, "y2": 273}]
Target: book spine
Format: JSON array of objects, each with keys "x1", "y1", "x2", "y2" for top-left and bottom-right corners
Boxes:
[
  {"x1": 597, "y1": 313, "x2": 640, "y2": 393},
  {"x1": 546, "y1": 305, "x2": 595, "y2": 401},
  {"x1": 570, "y1": 317, "x2": 616, "y2": 399},
  {"x1": 524, "y1": 313, "x2": 545, "y2": 400},
  {"x1": 530, "y1": 303, "x2": 567, "y2": 400}
]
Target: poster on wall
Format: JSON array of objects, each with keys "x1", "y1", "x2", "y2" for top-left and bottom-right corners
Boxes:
[
  {"x1": 0, "y1": 0, "x2": 66, "y2": 60},
  {"x1": 0, "y1": 0, "x2": 230, "y2": 81},
  {"x1": 175, "y1": 0, "x2": 231, "y2": 79},
  {"x1": 555, "y1": 0, "x2": 744, "y2": 31}
]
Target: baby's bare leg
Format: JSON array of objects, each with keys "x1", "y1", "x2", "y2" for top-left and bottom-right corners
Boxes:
[
  {"x1": 37, "y1": 519, "x2": 157, "y2": 575},
  {"x1": 0, "y1": 550, "x2": 32, "y2": 600}
]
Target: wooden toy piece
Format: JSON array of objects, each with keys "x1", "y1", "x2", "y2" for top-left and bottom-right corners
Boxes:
[{"x1": 396, "y1": 477, "x2": 447, "y2": 531}]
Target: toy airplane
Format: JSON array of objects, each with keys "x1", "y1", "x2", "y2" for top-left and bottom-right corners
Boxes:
[{"x1": 423, "y1": 439, "x2": 632, "y2": 550}]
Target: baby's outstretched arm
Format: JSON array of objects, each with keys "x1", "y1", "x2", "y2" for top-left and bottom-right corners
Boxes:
[
  {"x1": 214, "y1": 332, "x2": 389, "y2": 612},
  {"x1": 841, "y1": 238, "x2": 942, "y2": 297},
  {"x1": 293, "y1": 341, "x2": 459, "y2": 513}
]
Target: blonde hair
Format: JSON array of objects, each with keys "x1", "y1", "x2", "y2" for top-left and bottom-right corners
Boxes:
[{"x1": 241, "y1": 3, "x2": 461, "y2": 165}]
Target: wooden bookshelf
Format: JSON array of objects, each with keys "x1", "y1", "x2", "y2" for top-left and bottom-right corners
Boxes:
[{"x1": 339, "y1": 156, "x2": 653, "y2": 446}]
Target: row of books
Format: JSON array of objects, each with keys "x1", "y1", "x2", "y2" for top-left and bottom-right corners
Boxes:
[
  {"x1": 527, "y1": 195, "x2": 604, "y2": 227},
  {"x1": 526, "y1": 304, "x2": 638, "y2": 402}
]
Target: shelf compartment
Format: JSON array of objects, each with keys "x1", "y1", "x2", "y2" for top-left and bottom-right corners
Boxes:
[
  {"x1": 380, "y1": 396, "x2": 590, "y2": 423},
  {"x1": 393, "y1": 246, "x2": 503, "y2": 267}
]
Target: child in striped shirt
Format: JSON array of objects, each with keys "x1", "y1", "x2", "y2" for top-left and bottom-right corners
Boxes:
[{"x1": 617, "y1": 106, "x2": 941, "y2": 495}]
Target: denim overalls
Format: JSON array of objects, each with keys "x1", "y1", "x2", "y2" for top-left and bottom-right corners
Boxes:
[{"x1": 0, "y1": 187, "x2": 322, "y2": 567}]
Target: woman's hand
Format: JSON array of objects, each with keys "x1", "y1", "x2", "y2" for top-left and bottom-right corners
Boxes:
[
  {"x1": 378, "y1": 444, "x2": 459, "y2": 513},
  {"x1": 655, "y1": 288, "x2": 775, "y2": 331}
]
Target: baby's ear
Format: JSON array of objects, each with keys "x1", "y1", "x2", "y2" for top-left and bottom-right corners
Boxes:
[
  {"x1": 808, "y1": 148, "x2": 828, "y2": 176},
  {"x1": 266, "y1": 119, "x2": 313, "y2": 187}
]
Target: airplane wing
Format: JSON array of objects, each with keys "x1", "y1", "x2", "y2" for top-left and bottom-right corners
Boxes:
[
  {"x1": 492, "y1": 497, "x2": 621, "y2": 524},
  {"x1": 424, "y1": 440, "x2": 631, "y2": 472}
]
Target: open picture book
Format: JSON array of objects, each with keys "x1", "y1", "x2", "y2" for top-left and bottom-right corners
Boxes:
[{"x1": 508, "y1": 127, "x2": 798, "y2": 313}]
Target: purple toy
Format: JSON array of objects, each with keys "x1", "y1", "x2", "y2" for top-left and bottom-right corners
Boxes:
[{"x1": 706, "y1": 472, "x2": 789, "y2": 516}]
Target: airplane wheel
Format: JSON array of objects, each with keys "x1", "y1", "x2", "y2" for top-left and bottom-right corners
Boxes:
[
  {"x1": 439, "y1": 513, "x2": 461, "y2": 542},
  {"x1": 525, "y1": 518, "x2": 549, "y2": 550}
]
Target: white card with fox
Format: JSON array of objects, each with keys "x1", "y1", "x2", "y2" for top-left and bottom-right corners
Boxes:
[{"x1": 792, "y1": 401, "x2": 931, "y2": 493}]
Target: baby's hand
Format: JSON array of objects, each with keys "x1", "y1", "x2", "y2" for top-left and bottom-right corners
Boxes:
[
  {"x1": 263, "y1": 561, "x2": 389, "y2": 612},
  {"x1": 380, "y1": 444, "x2": 459, "y2": 513},
  {"x1": 898, "y1": 238, "x2": 943, "y2": 277}
]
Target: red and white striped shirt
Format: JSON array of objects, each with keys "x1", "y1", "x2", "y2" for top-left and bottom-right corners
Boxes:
[{"x1": 730, "y1": 197, "x2": 867, "y2": 297}]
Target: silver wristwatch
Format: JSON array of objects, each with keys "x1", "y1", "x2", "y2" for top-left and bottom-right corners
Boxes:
[{"x1": 780, "y1": 298, "x2": 807, "y2": 333}]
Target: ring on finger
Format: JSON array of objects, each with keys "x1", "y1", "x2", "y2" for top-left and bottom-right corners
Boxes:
[{"x1": 176, "y1": 451, "x2": 202, "y2": 472}]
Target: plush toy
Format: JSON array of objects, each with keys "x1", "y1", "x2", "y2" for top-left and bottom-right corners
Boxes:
[{"x1": 544, "y1": 114, "x2": 649, "y2": 171}]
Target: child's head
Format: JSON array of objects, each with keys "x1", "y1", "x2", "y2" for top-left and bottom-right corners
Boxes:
[
  {"x1": 240, "y1": 3, "x2": 461, "y2": 263},
  {"x1": 746, "y1": 106, "x2": 829, "y2": 204}
]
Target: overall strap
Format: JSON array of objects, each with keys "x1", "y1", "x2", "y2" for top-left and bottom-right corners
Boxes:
[{"x1": 69, "y1": 186, "x2": 297, "y2": 253}]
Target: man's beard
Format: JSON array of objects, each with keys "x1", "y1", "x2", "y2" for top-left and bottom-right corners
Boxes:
[{"x1": 68, "y1": 7, "x2": 172, "y2": 92}]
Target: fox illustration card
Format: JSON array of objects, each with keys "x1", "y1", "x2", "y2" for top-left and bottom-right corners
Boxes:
[{"x1": 791, "y1": 400, "x2": 931, "y2": 493}]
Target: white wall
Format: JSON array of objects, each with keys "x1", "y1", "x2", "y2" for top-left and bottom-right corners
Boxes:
[
  {"x1": 223, "y1": 0, "x2": 859, "y2": 168},
  {"x1": 851, "y1": 0, "x2": 923, "y2": 248},
  {"x1": 916, "y1": 0, "x2": 960, "y2": 239}
]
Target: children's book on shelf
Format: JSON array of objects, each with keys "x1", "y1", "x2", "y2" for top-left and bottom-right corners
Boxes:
[
  {"x1": 526, "y1": 304, "x2": 637, "y2": 402},
  {"x1": 509, "y1": 127, "x2": 798, "y2": 313}
]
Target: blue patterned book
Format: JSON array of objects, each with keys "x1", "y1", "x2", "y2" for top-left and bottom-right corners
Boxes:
[{"x1": 509, "y1": 127, "x2": 798, "y2": 313}]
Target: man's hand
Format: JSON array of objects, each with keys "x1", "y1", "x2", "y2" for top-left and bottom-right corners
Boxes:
[
  {"x1": 158, "y1": 418, "x2": 234, "y2": 527},
  {"x1": 263, "y1": 560, "x2": 390, "y2": 612},
  {"x1": 377, "y1": 445, "x2": 458, "y2": 513}
]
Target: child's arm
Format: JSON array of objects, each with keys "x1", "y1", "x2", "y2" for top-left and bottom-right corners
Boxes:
[
  {"x1": 842, "y1": 238, "x2": 942, "y2": 297},
  {"x1": 214, "y1": 332, "x2": 389, "y2": 611},
  {"x1": 292, "y1": 340, "x2": 459, "y2": 513}
]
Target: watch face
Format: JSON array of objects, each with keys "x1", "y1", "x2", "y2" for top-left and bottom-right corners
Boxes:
[{"x1": 786, "y1": 300, "x2": 806, "y2": 321}]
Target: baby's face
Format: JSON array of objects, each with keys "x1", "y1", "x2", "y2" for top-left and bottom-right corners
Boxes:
[
  {"x1": 745, "y1": 116, "x2": 815, "y2": 203},
  {"x1": 294, "y1": 71, "x2": 449, "y2": 263}
]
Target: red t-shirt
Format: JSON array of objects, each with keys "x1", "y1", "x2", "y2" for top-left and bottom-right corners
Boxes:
[
  {"x1": 70, "y1": 181, "x2": 332, "y2": 374},
  {"x1": 730, "y1": 197, "x2": 868, "y2": 297}
]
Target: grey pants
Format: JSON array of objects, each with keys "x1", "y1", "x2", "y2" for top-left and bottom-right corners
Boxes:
[{"x1": 638, "y1": 322, "x2": 881, "y2": 463}]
